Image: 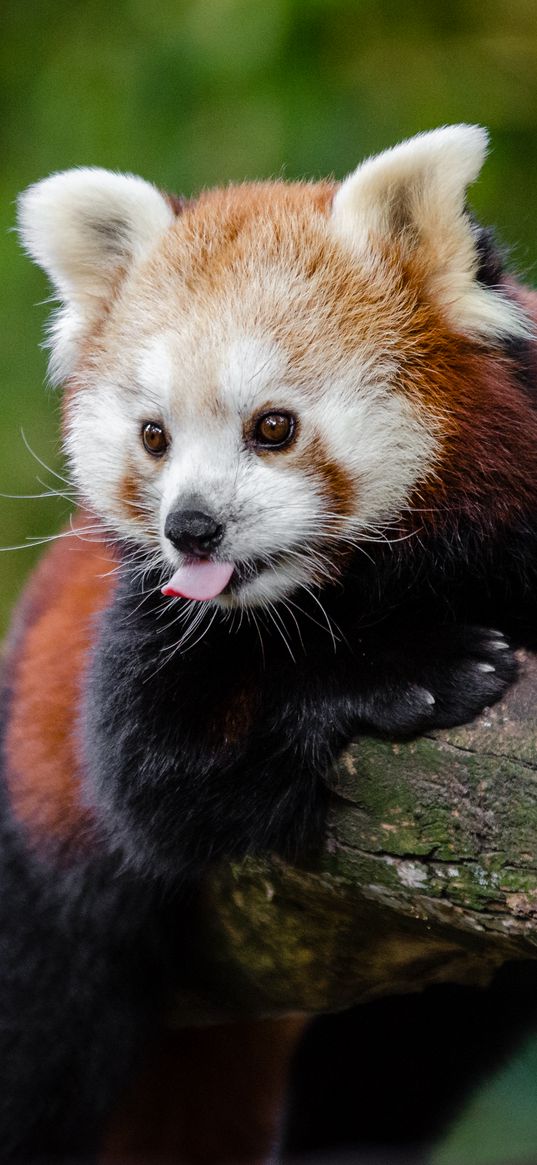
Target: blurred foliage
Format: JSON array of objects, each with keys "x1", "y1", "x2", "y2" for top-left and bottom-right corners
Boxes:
[
  {"x1": 433, "y1": 1034, "x2": 537, "y2": 1165},
  {"x1": 2, "y1": 1, "x2": 537, "y2": 1158}
]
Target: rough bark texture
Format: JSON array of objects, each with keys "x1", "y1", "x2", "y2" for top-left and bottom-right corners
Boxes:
[{"x1": 172, "y1": 651, "x2": 537, "y2": 1024}]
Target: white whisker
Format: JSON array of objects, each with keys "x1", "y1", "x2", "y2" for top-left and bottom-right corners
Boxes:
[
  {"x1": 19, "y1": 428, "x2": 72, "y2": 488},
  {"x1": 297, "y1": 584, "x2": 341, "y2": 653},
  {"x1": 262, "y1": 601, "x2": 296, "y2": 662}
]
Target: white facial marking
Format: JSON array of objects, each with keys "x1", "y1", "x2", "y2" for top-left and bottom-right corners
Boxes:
[
  {"x1": 219, "y1": 335, "x2": 290, "y2": 411},
  {"x1": 137, "y1": 334, "x2": 176, "y2": 415},
  {"x1": 63, "y1": 308, "x2": 440, "y2": 610}
]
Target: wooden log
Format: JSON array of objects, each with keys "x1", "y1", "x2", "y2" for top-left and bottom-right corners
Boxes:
[{"x1": 171, "y1": 650, "x2": 537, "y2": 1024}]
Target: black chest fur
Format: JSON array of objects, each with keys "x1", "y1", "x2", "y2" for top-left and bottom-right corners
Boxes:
[
  {"x1": 81, "y1": 517, "x2": 535, "y2": 886},
  {"x1": 82, "y1": 580, "x2": 354, "y2": 882}
]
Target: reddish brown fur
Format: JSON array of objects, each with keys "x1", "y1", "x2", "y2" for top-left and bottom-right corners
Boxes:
[
  {"x1": 154, "y1": 180, "x2": 404, "y2": 376},
  {"x1": 299, "y1": 434, "x2": 356, "y2": 516},
  {"x1": 117, "y1": 459, "x2": 150, "y2": 525},
  {"x1": 4, "y1": 519, "x2": 304, "y2": 1160},
  {"x1": 396, "y1": 314, "x2": 537, "y2": 534},
  {"x1": 165, "y1": 181, "x2": 337, "y2": 286},
  {"x1": 102, "y1": 1016, "x2": 306, "y2": 1164},
  {"x1": 4, "y1": 520, "x2": 117, "y2": 849}
]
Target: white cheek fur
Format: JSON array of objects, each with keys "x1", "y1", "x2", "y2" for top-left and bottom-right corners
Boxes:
[
  {"x1": 310, "y1": 375, "x2": 438, "y2": 531},
  {"x1": 63, "y1": 324, "x2": 439, "y2": 609},
  {"x1": 64, "y1": 383, "x2": 159, "y2": 545}
]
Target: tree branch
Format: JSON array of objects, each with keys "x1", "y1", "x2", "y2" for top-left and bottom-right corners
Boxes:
[{"x1": 171, "y1": 651, "x2": 537, "y2": 1024}]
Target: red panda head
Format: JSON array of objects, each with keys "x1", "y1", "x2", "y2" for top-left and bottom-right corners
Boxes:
[{"x1": 17, "y1": 126, "x2": 530, "y2": 608}]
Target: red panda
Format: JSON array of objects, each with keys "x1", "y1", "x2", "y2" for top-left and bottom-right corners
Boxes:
[{"x1": 1, "y1": 124, "x2": 535, "y2": 1159}]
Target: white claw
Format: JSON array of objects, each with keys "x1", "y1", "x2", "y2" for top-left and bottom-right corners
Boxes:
[
  {"x1": 478, "y1": 663, "x2": 495, "y2": 673},
  {"x1": 423, "y1": 690, "x2": 436, "y2": 705}
]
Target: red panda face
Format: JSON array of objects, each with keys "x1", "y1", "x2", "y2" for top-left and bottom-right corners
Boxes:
[
  {"x1": 59, "y1": 252, "x2": 440, "y2": 606},
  {"x1": 18, "y1": 128, "x2": 530, "y2": 608}
]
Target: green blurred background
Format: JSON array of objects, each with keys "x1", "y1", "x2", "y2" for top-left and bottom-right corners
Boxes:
[{"x1": 2, "y1": 0, "x2": 537, "y2": 1160}]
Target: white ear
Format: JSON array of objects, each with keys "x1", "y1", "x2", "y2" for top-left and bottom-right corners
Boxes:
[
  {"x1": 18, "y1": 168, "x2": 176, "y2": 380},
  {"x1": 332, "y1": 125, "x2": 529, "y2": 341}
]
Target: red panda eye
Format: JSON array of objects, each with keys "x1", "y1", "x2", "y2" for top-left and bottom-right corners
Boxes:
[
  {"x1": 253, "y1": 412, "x2": 296, "y2": 449},
  {"x1": 142, "y1": 422, "x2": 168, "y2": 456}
]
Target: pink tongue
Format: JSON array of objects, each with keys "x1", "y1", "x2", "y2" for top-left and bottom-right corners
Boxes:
[{"x1": 162, "y1": 561, "x2": 235, "y2": 601}]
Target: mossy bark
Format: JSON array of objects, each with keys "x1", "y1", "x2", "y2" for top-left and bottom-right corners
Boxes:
[{"x1": 172, "y1": 651, "x2": 537, "y2": 1024}]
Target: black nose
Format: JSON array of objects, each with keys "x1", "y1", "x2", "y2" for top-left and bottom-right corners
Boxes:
[{"x1": 165, "y1": 509, "x2": 225, "y2": 558}]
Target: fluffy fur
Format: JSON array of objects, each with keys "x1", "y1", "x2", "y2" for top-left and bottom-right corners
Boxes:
[{"x1": 2, "y1": 125, "x2": 537, "y2": 1158}]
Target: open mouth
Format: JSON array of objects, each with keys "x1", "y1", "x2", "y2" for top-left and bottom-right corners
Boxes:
[
  {"x1": 160, "y1": 547, "x2": 305, "y2": 603},
  {"x1": 161, "y1": 558, "x2": 266, "y2": 602}
]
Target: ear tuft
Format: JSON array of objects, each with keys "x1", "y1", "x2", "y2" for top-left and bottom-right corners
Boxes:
[
  {"x1": 331, "y1": 126, "x2": 530, "y2": 341},
  {"x1": 18, "y1": 167, "x2": 175, "y2": 305},
  {"x1": 333, "y1": 125, "x2": 488, "y2": 244},
  {"x1": 18, "y1": 168, "x2": 176, "y2": 382}
]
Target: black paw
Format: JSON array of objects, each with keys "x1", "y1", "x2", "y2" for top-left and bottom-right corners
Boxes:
[
  {"x1": 422, "y1": 627, "x2": 517, "y2": 730},
  {"x1": 361, "y1": 627, "x2": 517, "y2": 737}
]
